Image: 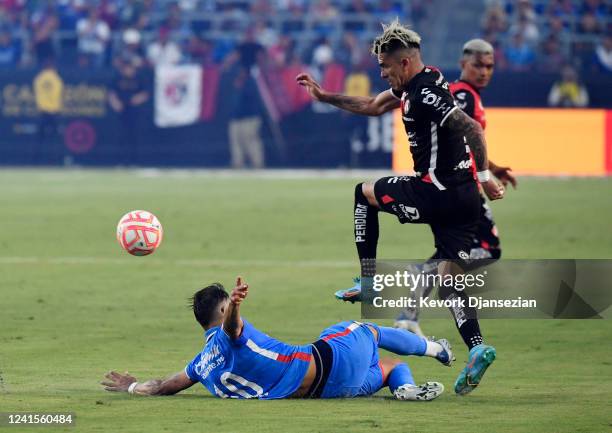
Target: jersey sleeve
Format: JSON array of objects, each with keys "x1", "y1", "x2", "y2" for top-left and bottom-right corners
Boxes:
[
  {"x1": 184, "y1": 352, "x2": 201, "y2": 382},
  {"x1": 413, "y1": 84, "x2": 459, "y2": 127},
  {"x1": 220, "y1": 318, "x2": 256, "y2": 346},
  {"x1": 389, "y1": 88, "x2": 402, "y2": 100},
  {"x1": 452, "y1": 89, "x2": 475, "y2": 119}
]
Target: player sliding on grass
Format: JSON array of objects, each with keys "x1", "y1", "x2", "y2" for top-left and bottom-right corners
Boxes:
[
  {"x1": 393, "y1": 39, "x2": 518, "y2": 335},
  {"x1": 101, "y1": 277, "x2": 454, "y2": 400},
  {"x1": 297, "y1": 20, "x2": 503, "y2": 395}
]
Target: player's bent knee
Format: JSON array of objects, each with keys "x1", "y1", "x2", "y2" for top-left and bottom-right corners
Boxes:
[
  {"x1": 360, "y1": 182, "x2": 379, "y2": 208},
  {"x1": 379, "y1": 357, "x2": 403, "y2": 384}
]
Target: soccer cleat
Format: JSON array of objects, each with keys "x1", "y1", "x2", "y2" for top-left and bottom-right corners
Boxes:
[
  {"x1": 454, "y1": 344, "x2": 496, "y2": 395},
  {"x1": 334, "y1": 277, "x2": 363, "y2": 303},
  {"x1": 433, "y1": 338, "x2": 454, "y2": 367},
  {"x1": 394, "y1": 382, "x2": 444, "y2": 401}
]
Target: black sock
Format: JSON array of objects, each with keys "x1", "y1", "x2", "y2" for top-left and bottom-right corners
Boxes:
[
  {"x1": 354, "y1": 183, "x2": 379, "y2": 277},
  {"x1": 439, "y1": 284, "x2": 484, "y2": 350}
]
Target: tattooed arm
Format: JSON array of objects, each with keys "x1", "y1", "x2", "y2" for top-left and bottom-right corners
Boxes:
[
  {"x1": 444, "y1": 108, "x2": 504, "y2": 200},
  {"x1": 444, "y1": 107, "x2": 488, "y2": 171},
  {"x1": 296, "y1": 72, "x2": 400, "y2": 116}
]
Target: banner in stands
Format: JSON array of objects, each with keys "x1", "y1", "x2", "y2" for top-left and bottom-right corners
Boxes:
[{"x1": 154, "y1": 65, "x2": 202, "y2": 128}]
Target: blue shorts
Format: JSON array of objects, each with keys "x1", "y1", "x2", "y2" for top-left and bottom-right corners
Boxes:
[{"x1": 318, "y1": 321, "x2": 384, "y2": 398}]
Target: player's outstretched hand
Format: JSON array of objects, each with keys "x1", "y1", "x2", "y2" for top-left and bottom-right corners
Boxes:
[
  {"x1": 230, "y1": 276, "x2": 249, "y2": 305},
  {"x1": 491, "y1": 165, "x2": 517, "y2": 189},
  {"x1": 482, "y1": 178, "x2": 505, "y2": 201},
  {"x1": 101, "y1": 371, "x2": 137, "y2": 392},
  {"x1": 296, "y1": 73, "x2": 325, "y2": 101}
]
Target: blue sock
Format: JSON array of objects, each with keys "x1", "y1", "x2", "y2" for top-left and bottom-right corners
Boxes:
[
  {"x1": 378, "y1": 326, "x2": 427, "y2": 356},
  {"x1": 387, "y1": 363, "x2": 415, "y2": 393}
]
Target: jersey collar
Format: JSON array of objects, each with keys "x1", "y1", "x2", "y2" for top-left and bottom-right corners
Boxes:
[
  {"x1": 405, "y1": 66, "x2": 434, "y2": 93},
  {"x1": 205, "y1": 326, "x2": 220, "y2": 343}
]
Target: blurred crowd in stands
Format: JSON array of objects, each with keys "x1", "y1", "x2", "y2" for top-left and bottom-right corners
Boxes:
[
  {"x1": 481, "y1": 0, "x2": 611, "y2": 73},
  {"x1": 0, "y1": 0, "x2": 431, "y2": 72},
  {"x1": 0, "y1": 1, "x2": 608, "y2": 74}
]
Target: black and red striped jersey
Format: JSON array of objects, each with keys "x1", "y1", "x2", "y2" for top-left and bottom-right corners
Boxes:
[
  {"x1": 391, "y1": 66, "x2": 474, "y2": 189},
  {"x1": 449, "y1": 80, "x2": 486, "y2": 129}
]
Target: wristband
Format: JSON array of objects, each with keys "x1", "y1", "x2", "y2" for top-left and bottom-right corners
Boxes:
[
  {"x1": 128, "y1": 382, "x2": 138, "y2": 394},
  {"x1": 477, "y1": 170, "x2": 491, "y2": 183}
]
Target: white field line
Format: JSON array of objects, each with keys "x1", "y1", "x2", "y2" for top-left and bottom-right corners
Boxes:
[{"x1": 0, "y1": 256, "x2": 355, "y2": 268}]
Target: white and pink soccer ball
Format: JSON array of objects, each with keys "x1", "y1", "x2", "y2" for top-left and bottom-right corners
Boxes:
[{"x1": 116, "y1": 210, "x2": 163, "y2": 256}]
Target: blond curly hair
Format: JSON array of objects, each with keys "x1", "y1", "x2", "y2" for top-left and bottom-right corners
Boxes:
[{"x1": 371, "y1": 18, "x2": 422, "y2": 56}]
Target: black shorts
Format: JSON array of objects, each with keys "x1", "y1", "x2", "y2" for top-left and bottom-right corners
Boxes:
[
  {"x1": 469, "y1": 194, "x2": 501, "y2": 257},
  {"x1": 373, "y1": 176, "x2": 480, "y2": 260}
]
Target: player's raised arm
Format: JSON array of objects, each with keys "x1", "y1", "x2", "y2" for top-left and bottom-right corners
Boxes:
[
  {"x1": 296, "y1": 72, "x2": 400, "y2": 116},
  {"x1": 223, "y1": 276, "x2": 248, "y2": 339},
  {"x1": 101, "y1": 370, "x2": 196, "y2": 396},
  {"x1": 444, "y1": 108, "x2": 504, "y2": 200}
]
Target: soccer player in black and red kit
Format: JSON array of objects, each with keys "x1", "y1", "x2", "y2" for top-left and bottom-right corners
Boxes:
[
  {"x1": 393, "y1": 39, "x2": 518, "y2": 335},
  {"x1": 297, "y1": 21, "x2": 505, "y2": 395}
]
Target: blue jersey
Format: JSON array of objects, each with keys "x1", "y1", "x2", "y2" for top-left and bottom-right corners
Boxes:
[{"x1": 185, "y1": 319, "x2": 313, "y2": 399}]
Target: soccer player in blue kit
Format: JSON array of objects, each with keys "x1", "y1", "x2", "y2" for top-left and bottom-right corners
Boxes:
[{"x1": 101, "y1": 277, "x2": 454, "y2": 401}]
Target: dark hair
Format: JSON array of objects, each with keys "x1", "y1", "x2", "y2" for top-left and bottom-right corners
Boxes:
[
  {"x1": 379, "y1": 38, "x2": 420, "y2": 55},
  {"x1": 190, "y1": 283, "x2": 229, "y2": 328}
]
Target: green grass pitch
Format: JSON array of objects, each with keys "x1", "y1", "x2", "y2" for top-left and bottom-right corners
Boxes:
[{"x1": 1, "y1": 169, "x2": 611, "y2": 433}]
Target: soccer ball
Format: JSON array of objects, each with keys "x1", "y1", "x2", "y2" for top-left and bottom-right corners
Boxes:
[{"x1": 116, "y1": 210, "x2": 163, "y2": 256}]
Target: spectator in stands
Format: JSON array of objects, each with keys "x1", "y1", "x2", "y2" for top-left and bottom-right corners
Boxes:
[
  {"x1": 223, "y1": 27, "x2": 265, "y2": 72},
  {"x1": 228, "y1": 68, "x2": 265, "y2": 169},
  {"x1": 545, "y1": 16, "x2": 570, "y2": 44},
  {"x1": 482, "y1": 31, "x2": 508, "y2": 70},
  {"x1": 509, "y1": 14, "x2": 539, "y2": 45},
  {"x1": 311, "y1": 37, "x2": 333, "y2": 68},
  {"x1": 548, "y1": 65, "x2": 589, "y2": 107},
  {"x1": 30, "y1": 2, "x2": 58, "y2": 65},
  {"x1": 254, "y1": 20, "x2": 279, "y2": 49},
  {"x1": 0, "y1": 28, "x2": 18, "y2": 66},
  {"x1": 311, "y1": 0, "x2": 339, "y2": 37},
  {"x1": 251, "y1": 0, "x2": 273, "y2": 15},
  {"x1": 577, "y1": 12, "x2": 603, "y2": 35},
  {"x1": 117, "y1": 0, "x2": 154, "y2": 31},
  {"x1": 336, "y1": 32, "x2": 368, "y2": 70},
  {"x1": 593, "y1": 35, "x2": 612, "y2": 73},
  {"x1": 186, "y1": 34, "x2": 215, "y2": 66},
  {"x1": 504, "y1": 32, "x2": 535, "y2": 71},
  {"x1": 33, "y1": 58, "x2": 64, "y2": 162},
  {"x1": 114, "y1": 28, "x2": 146, "y2": 70},
  {"x1": 147, "y1": 27, "x2": 182, "y2": 66},
  {"x1": 536, "y1": 35, "x2": 567, "y2": 73},
  {"x1": 545, "y1": 0, "x2": 575, "y2": 20},
  {"x1": 580, "y1": 0, "x2": 609, "y2": 19},
  {"x1": 163, "y1": 1, "x2": 192, "y2": 42},
  {"x1": 515, "y1": 0, "x2": 537, "y2": 22},
  {"x1": 374, "y1": 0, "x2": 408, "y2": 23},
  {"x1": 343, "y1": 0, "x2": 373, "y2": 32},
  {"x1": 481, "y1": 3, "x2": 508, "y2": 37},
  {"x1": 76, "y1": 7, "x2": 111, "y2": 68},
  {"x1": 108, "y1": 58, "x2": 150, "y2": 164}
]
